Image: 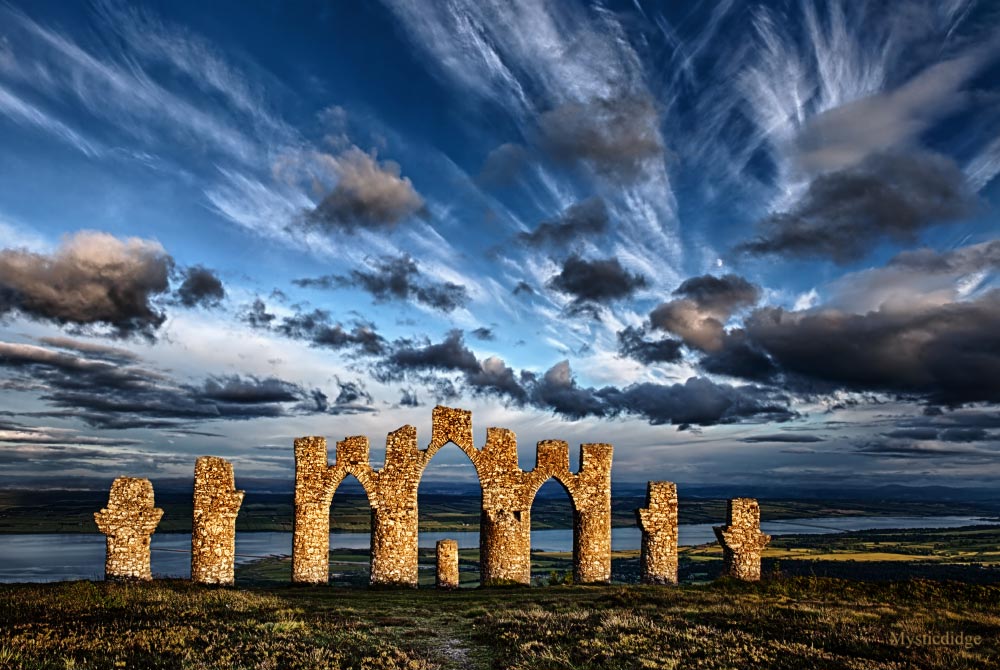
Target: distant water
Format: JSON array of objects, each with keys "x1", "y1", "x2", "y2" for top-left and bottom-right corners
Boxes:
[{"x1": 0, "y1": 515, "x2": 994, "y2": 583}]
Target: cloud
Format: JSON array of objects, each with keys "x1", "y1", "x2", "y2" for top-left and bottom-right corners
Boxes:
[
  {"x1": 175, "y1": 265, "x2": 225, "y2": 308},
  {"x1": 471, "y1": 327, "x2": 494, "y2": 341},
  {"x1": 466, "y1": 355, "x2": 528, "y2": 402},
  {"x1": 743, "y1": 289, "x2": 1000, "y2": 404},
  {"x1": 517, "y1": 197, "x2": 609, "y2": 249},
  {"x1": 649, "y1": 274, "x2": 760, "y2": 352},
  {"x1": 528, "y1": 360, "x2": 793, "y2": 428},
  {"x1": 616, "y1": 325, "x2": 684, "y2": 364},
  {"x1": 276, "y1": 308, "x2": 386, "y2": 356},
  {"x1": 547, "y1": 254, "x2": 647, "y2": 313},
  {"x1": 303, "y1": 147, "x2": 425, "y2": 233},
  {"x1": 737, "y1": 150, "x2": 977, "y2": 263},
  {"x1": 741, "y1": 433, "x2": 824, "y2": 444},
  {"x1": 294, "y1": 254, "x2": 469, "y2": 313},
  {"x1": 479, "y1": 142, "x2": 530, "y2": 186},
  {"x1": 793, "y1": 52, "x2": 989, "y2": 174},
  {"x1": 0, "y1": 230, "x2": 171, "y2": 339},
  {"x1": 512, "y1": 281, "x2": 535, "y2": 296},
  {"x1": 0, "y1": 340, "x2": 327, "y2": 429},
  {"x1": 379, "y1": 329, "x2": 480, "y2": 379},
  {"x1": 536, "y1": 96, "x2": 664, "y2": 181}
]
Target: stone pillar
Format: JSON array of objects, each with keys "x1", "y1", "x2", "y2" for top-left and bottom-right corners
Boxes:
[
  {"x1": 292, "y1": 437, "x2": 333, "y2": 584},
  {"x1": 191, "y1": 456, "x2": 244, "y2": 585},
  {"x1": 94, "y1": 478, "x2": 163, "y2": 581},
  {"x1": 480, "y1": 509, "x2": 532, "y2": 585},
  {"x1": 571, "y1": 443, "x2": 613, "y2": 584},
  {"x1": 436, "y1": 539, "x2": 459, "y2": 589},
  {"x1": 713, "y1": 498, "x2": 771, "y2": 581},
  {"x1": 636, "y1": 481, "x2": 678, "y2": 584},
  {"x1": 370, "y1": 505, "x2": 419, "y2": 586}
]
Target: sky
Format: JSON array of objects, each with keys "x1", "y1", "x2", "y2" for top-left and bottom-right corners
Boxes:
[{"x1": 0, "y1": 0, "x2": 999, "y2": 492}]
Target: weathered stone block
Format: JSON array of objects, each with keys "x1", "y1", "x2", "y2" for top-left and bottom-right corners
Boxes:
[
  {"x1": 636, "y1": 481, "x2": 678, "y2": 585},
  {"x1": 713, "y1": 497, "x2": 771, "y2": 581},
  {"x1": 94, "y1": 477, "x2": 163, "y2": 581},
  {"x1": 191, "y1": 456, "x2": 244, "y2": 585}
]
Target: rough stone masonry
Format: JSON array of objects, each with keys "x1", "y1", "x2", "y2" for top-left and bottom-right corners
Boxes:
[
  {"x1": 713, "y1": 497, "x2": 771, "y2": 581},
  {"x1": 94, "y1": 477, "x2": 163, "y2": 581},
  {"x1": 636, "y1": 481, "x2": 679, "y2": 584},
  {"x1": 292, "y1": 405, "x2": 614, "y2": 586},
  {"x1": 436, "y1": 539, "x2": 459, "y2": 589},
  {"x1": 191, "y1": 456, "x2": 245, "y2": 585}
]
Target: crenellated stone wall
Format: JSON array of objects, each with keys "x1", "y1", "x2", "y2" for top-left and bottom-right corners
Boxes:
[
  {"x1": 292, "y1": 405, "x2": 614, "y2": 587},
  {"x1": 636, "y1": 481, "x2": 679, "y2": 585},
  {"x1": 94, "y1": 477, "x2": 163, "y2": 581},
  {"x1": 436, "y1": 539, "x2": 459, "y2": 589},
  {"x1": 191, "y1": 456, "x2": 244, "y2": 585},
  {"x1": 713, "y1": 497, "x2": 771, "y2": 581}
]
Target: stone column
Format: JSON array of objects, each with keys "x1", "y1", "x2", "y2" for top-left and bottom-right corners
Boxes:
[
  {"x1": 191, "y1": 456, "x2": 244, "y2": 585},
  {"x1": 636, "y1": 481, "x2": 678, "y2": 584},
  {"x1": 713, "y1": 498, "x2": 771, "y2": 581},
  {"x1": 436, "y1": 539, "x2": 459, "y2": 589},
  {"x1": 292, "y1": 437, "x2": 333, "y2": 584},
  {"x1": 570, "y1": 443, "x2": 613, "y2": 584},
  {"x1": 94, "y1": 478, "x2": 163, "y2": 581},
  {"x1": 479, "y1": 508, "x2": 532, "y2": 585},
  {"x1": 370, "y1": 504, "x2": 419, "y2": 586}
]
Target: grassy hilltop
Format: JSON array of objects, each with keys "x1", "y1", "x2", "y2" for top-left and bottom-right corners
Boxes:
[{"x1": 1, "y1": 577, "x2": 998, "y2": 669}]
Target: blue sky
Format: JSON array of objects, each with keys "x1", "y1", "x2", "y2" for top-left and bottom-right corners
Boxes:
[{"x1": 1, "y1": 0, "x2": 999, "y2": 491}]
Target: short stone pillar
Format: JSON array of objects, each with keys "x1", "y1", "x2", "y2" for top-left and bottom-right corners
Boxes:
[
  {"x1": 94, "y1": 478, "x2": 163, "y2": 581},
  {"x1": 436, "y1": 539, "x2": 459, "y2": 589},
  {"x1": 191, "y1": 456, "x2": 245, "y2": 585},
  {"x1": 636, "y1": 481, "x2": 678, "y2": 584},
  {"x1": 713, "y1": 498, "x2": 771, "y2": 581}
]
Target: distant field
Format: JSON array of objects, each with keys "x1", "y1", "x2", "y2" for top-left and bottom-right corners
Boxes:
[
  {"x1": 1, "y1": 489, "x2": 995, "y2": 534},
  {"x1": 1, "y1": 577, "x2": 997, "y2": 669}
]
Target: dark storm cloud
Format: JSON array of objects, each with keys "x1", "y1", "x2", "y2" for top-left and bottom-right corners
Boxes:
[
  {"x1": 399, "y1": 388, "x2": 420, "y2": 407},
  {"x1": 479, "y1": 142, "x2": 530, "y2": 186},
  {"x1": 303, "y1": 148, "x2": 425, "y2": 233},
  {"x1": 698, "y1": 332, "x2": 778, "y2": 382},
  {"x1": 649, "y1": 274, "x2": 760, "y2": 352},
  {"x1": 548, "y1": 255, "x2": 647, "y2": 312},
  {"x1": 616, "y1": 325, "x2": 683, "y2": 364},
  {"x1": 743, "y1": 289, "x2": 1000, "y2": 404},
  {"x1": 0, "y1": 231, "x2": 171, "y2": 339},
  {"x1": 241, "y1": 300, "x2": 385, "y2": 356},
  {"x1": 294, "y1": 254, "x2": 468, "y2": 313},
  {"x1": 471, "y1": 327, "x2": 494, "y2": 341},
  {"x1": 528, "y1": 360, "x2": 793, "y2": 428},
  {"x1": 517, "y1": 197, "x2": 609, "y2": 249},
  {"x1": 536, "y1": 95, "x2": 663, "y2": 181},
  {"x1": 740, "y1": 434, "x2": 824, "y2": 444},
  {"x1": 175, "y1": 265, "x2": 225, "y2": 308},
  {"x1": 466, "y1": 356, "x2": 528, "y2": 402},
  {"x1": 512, "y1": 281, "x2": 535, "y2": 296},
  {"x1": 0, "y1": 340, "x2": 329, "y2": 430},
  {"x1": 737, "y1": 150, "x2": 977, "y2": 264},
  {"x1": 379, "y1": 329, "x2": 480, "y2": 379},
  {"x1": 852, "y1": 439, "x2": 998, "y2": 460}
]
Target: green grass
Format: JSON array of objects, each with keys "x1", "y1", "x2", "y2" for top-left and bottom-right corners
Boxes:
[{"x1": 0, "y1": 577, "x2": 998, "y2": 669}]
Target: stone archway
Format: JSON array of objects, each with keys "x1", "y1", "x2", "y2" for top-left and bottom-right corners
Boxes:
[{"x1": 291, "y1": 406, "x2": 613, "y2": 587}]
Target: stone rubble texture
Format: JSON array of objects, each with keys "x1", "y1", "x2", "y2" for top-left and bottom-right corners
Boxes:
[
  {"x1": 713, "y1": 497, "x2": 771, "y2": 581},
  {"x1": 191, "y1": 456, "x2": 245, "y2": 585},
  {"x1": 436, "y1": 539, "x2": 459, "y2": 589},
  {"x1": 292, "y1": 405, "x2": 613, "y2": 586},
  {"x1": 94, "y1": 477, "x2": 163, "y2": 581},
  {"x1": 635, "y1": 481, "x2": 679, "y2": 584}
]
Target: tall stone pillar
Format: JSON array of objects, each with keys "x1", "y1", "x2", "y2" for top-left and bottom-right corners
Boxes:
[
  {"x1": 713, "y1": 498, "x2": 771, "y2": 581},
  {"x1": 436, "y1": 539, "x2": 459, "y2": 589},
  {"x1": 479, "y1": 508, "x2": 532, "y2": 585},
  {"x1": 570, "y1": 443, "x2": 613, "y2": 584},
  {"x1": 368, "y1": 426, "x2": 423, "y2": 587},
  {"x1": 191, "y1": 456, "x2": 244, "y2": 585},
  {"x1": 636, "y1": 481, "x2": 678, "y2": 584},
  {"x1": 292, "y1": 436, "x2": 334, "y2": 584},
  {"x1": 94, "y1": 478, "x2": 163, "y2": 581}
]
